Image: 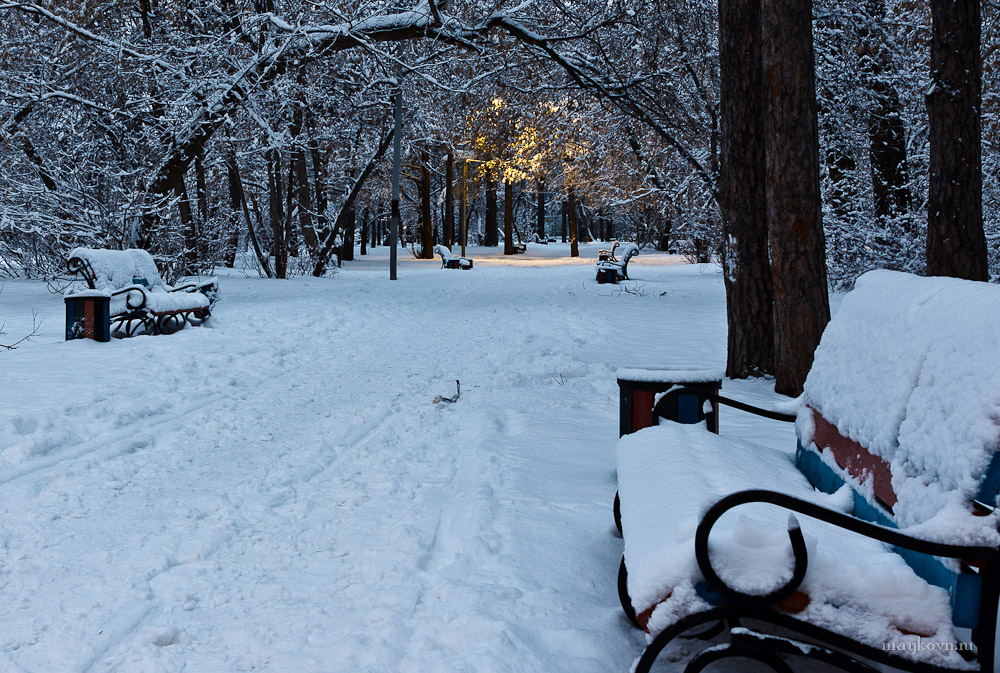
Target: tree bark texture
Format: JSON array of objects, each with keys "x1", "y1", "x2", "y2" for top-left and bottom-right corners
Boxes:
[
  {"x1": 927, "y1": 0, "x2": 986, "y2": 280},
  {"x1": 719, "y1": 0, "x2": 774, "y2": 379},
  {"x1": 762, "y1": 0, "x2": 830, "y2": 396}
]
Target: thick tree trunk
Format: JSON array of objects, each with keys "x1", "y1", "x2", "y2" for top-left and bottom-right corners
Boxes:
[
  {"x1": 762, "y1": 0, "x2": 829, "y2": 396},
  {"x1": 420, "y1": 150, "x2": 434, "y2": 258},
  {"x1": 444, "y1": 153, "x2": 455, "y2": 248},
  {"x1": 485, "y1": 166, "x2": 498, "y2": 247},
  {"x1": 503, "y1": 180, "x2": 514, "y2": 254},
  {"x1": 719, "y1": 0, "x2": 774, "y2": 379},
  {"x1": 927, "y1": 0, "x2": 986, "y2": 280},
  {"x1": 536, "y1": 178, "x2": 546, "y2": 240},
  {"x1": 568, "y1": 186, "x2": 579, "y2": 257}
]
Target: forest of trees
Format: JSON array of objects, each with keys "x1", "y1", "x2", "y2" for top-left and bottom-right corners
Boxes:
[{"x1": 0, "y1": 0, "x2": 996, "y2": 392}]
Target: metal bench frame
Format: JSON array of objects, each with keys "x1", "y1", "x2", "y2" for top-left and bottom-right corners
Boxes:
[{"x1": 616, "y1": 387, "x2": 1000, "y2": 673}]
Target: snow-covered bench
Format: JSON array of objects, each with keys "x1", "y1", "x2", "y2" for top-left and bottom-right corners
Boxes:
[
  {"x1": 596, "y1": 243, "x2": 638, "y2": 283},
  {"x1": 65, "y1": 248, "x2": 218, "y2": 340},
  {"x1": 598, "y1": 240, "x2": 619, "y2": 262},
  {"x1": 433, "y1": 244, "x2": 473, "y2": 270},
  {"x1": 616, "y1": 270, "x2": 1000, "y2": 673}
]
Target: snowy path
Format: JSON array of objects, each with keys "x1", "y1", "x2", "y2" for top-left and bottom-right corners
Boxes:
[{"x1": 1, "y1": 245, "x2": 794, "y2": 672}]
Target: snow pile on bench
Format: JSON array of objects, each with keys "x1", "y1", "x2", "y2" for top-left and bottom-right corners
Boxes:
[
  {"x1": 803, "y1": 270, "x2": 1000, "y2": 532},
  {"x1": 618, "y1": 424, "x2": 962, "y2": 666},
  {"x1": 67, "y1": 248, "x2": 166, "y2": 293}
]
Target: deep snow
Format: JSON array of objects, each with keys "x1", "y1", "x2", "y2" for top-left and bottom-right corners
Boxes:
[{"x1": 2, "y1": 244, "x2": 809, "y2": 672}]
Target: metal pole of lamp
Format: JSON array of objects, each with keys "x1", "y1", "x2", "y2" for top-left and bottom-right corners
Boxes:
[{"x1": 389, "y1": 42, "x2": 402, "y2": 280}]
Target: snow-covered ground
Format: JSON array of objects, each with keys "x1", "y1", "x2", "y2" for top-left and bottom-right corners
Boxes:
[{"x1": 1, "y1": 243, "x2": 797, "y2": 672}]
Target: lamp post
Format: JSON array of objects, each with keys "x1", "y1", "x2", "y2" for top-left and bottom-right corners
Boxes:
[{"x1": 389, "y1": 42, "x2": 402, "y2": 280}]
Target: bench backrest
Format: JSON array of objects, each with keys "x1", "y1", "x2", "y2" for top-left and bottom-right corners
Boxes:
[
  {"x1": 433, "y1": 244, "x2": 454, "y2": 260},
  {"x1": 801, "y1": 270, "x2": 1000, "y2": 527},
  {"x1": 797, "y1": 270, "x2": 1000, "y2": 629},
  {"x1": 620, "y1": 244, "x2": 639, "y2": 266},
  {"x1": 68, "y1": 248, "x2": 166, "y2": 293}
]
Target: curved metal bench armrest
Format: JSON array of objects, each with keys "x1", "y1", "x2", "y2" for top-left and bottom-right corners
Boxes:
[
  {"x1": 66, "y1": 256, "x2": 98, "y2": 289},
  {"x1": 110, "y1": 285, "x2": 149, "y2": 311},
  {"x1": 695, "y1": 489, "x2": 1000, "y2": 606}
]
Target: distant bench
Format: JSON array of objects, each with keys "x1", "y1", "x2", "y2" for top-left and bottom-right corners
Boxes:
[
  {"x1": 433, "y1": 244, "x2": 473, "y2": 270},
  {"x1": 614, "y1": 270, "x2": 1000, "y2": 673},
  {"x1": 596, "y1": 243, "x2": 638, "y2": 284},
  {"x1": 65, "y1": 248, "x2": 218, "y2": 340}
]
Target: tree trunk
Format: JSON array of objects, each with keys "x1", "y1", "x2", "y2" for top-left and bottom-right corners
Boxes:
[
  {"x1": 762, "y1": 0, "x2": 830, "y2": 396},
  {"x1": 485, "y1": 166, "x2": 498, "y2": 247},
  {"x1": 927, "y1": 0, "x2": 986, "y2": 280},
  {"x1": 859, "y1": 0, "x2": 910, "y2": 224},
  {"x1": 719, "y1": 0, "x2": 774, "y2": 379},
  {"x1": 561, "y1": 201, "x2": 568, "y2": 242},
  {"x1": 310, "y1": 134, "x2": 330, "y2": 250},
  {"x1": 445, "y1": 152, "x2": 455, "y2": 248},
  {"x1": 568, "y1": 186, "x2": 579, "y2": 258},
  {"x1": 503, "y1": 179, "x2": 514, "y2": 254},
  {"x1": 420, "y1": 150, "x2": 434, "y2": 258},
  {"x1": 536, "y1": 178, "x2": 546, "y2": 241},
  {"x1": 225, "y1": 147, "x2": 272, "y2": 277},
  {"x1": 266, "y1": 147, "x2": 286, "y2": 278},
  {"x1": 176, "y1": 176, "x2": 198, "y2": 275},
  {"x1": 361, "y1": 206, "x2": 369, "y2": 256}
]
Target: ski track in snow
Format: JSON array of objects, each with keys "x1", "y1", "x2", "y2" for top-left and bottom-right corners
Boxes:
[{"x1": 1, "y1": 245, "x2": 798, "y2": 672}]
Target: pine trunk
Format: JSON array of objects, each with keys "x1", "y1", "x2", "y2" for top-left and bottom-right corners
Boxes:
[
  {"x1": 927, "y1": 0, "x2": 986, "y2": 280},
  {"x1": 762, "y1": 0, "x2": 830, "y2": 396},
  {"x1": 719, "y1": 0, "x2": 774, "y2": 379}
]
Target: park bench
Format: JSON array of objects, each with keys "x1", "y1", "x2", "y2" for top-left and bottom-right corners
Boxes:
[
  {"x1": 596, "y1": 243, "x2": 638, "y2": 284},
  {"x1": 433, "y1": 244, "x2": 473, "y2": 269},
  {"x1": 598, "y1": 241, "x2": 619, "y2": 261},
  {"x1": 512, "y1": 241, "x2": 527, "y2": 254},
  {"x1": 614, "y1": 270, "x2": 1000, "y2": 673},
  {"x1": 65, "y1": 248, "x2": 218, "y2": 341}
]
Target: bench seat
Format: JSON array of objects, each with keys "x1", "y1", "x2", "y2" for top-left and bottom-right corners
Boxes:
[{"x1": 617, "y1": 424, "x2": 967, "y2": 668}]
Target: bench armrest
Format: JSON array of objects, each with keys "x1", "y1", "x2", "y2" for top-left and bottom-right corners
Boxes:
[
  {"x1": 695, "y1": 489, "x2": 1000, "y2": 606},
  {"x1": 110, "y1": 285, "x2": 149, "y2": 311},
  {"x1": 653, "y1": 387, "x2": 797, "y2": 424}
]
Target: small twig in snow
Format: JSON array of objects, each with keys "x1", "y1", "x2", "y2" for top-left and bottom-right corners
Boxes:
[{"x1": 433, "y1": 380, "x2": 461, "y2": 404}]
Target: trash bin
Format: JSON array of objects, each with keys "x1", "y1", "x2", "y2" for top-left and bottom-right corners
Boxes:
[
  {"x1": 616, "y1": 366, "x2": 722, "y2": 437},
  {"x1": 65, "y1": 292, "x2": 111, "y2": 342}
]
